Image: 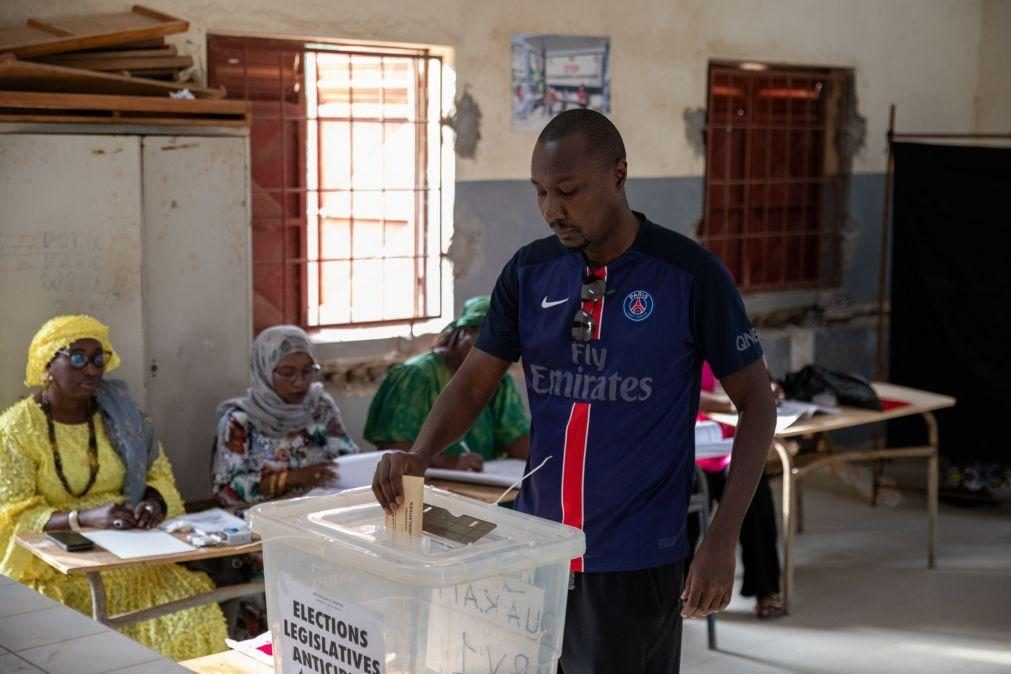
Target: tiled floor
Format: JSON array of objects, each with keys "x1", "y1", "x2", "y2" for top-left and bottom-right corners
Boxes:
[
  {"x1": 0, "y1": 573, "x2": 188, "y2": 674},
  {"x1": 682, "y1": 467, "x2": 1011, "y2": 673}
]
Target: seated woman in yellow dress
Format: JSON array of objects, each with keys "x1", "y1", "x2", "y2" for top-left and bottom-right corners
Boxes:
[{"x1": 0, "y1": 315, "x2": 227, "y2": 660}]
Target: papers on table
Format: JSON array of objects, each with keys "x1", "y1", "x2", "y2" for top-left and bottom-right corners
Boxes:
[
  {"x1": 695, "y1": 420, "x2": 734, "y2": 459},
  {"x1": 426, "y1": 458, "x2": 528, "y2": 488},
  {"x1": 776, "y1": 399, "x2": 841, "y2": 432},
  {"x1": 332, "y1": 451, "x2": 396, "y2": 490},
  {"x1": 82, "y1": 529, "x2": 193, "y2": 559},
  {"x1": 162, "y1": 507, "x2": 247, "y2": 533},
  {"x1": 302, "y1": 451, "x2": 397, "y2": 496}
]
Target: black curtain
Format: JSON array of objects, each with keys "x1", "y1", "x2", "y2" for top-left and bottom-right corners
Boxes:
[{"x1": 888, "y1": 142, "x2": 1011, "y2": 462}]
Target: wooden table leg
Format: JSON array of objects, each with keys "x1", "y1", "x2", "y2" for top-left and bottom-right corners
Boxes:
[
  {"x1": 772, "y1": 439, "x2": 795, "y2": 610},
  {"x1": 85, "y1": 571, "x2": 110, "y2": 626},
  {"x1": 923, "y1": 411, "x2": 939, "y2": 569},
  {"x1": 85, "y1": 567, "x2": 263, "y2": 629},
  {"x1": 796, "y1": 476, "x2": 805, "y2": 534}
]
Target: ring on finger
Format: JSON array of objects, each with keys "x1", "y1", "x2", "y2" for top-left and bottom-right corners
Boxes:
[
  {"x1": 143, "y1": 503, "x2": 156, "y2": 514},
  {"x1": 113, "y1": 518, "x2": 125, "y2": 529}
]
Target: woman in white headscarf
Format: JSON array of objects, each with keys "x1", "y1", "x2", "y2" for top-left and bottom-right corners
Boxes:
[{"x1": 212, "y1": 326, "x2": 358, "y2": 507}]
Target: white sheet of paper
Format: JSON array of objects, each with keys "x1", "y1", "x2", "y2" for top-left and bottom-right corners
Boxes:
[
  {"x1": 83, "y1": 530, "x2": 193, "y2": 559},
  {"x1": 695, "y1": 440, "x2": 735, "y2": 459},
  {"x1": 775, "y1": 412, "x2": 805, "y2": 433},
  {"x1": 425, "y1": 458, "x2": 528, "y2": 488},
  {"x1": 694, "y1": 420, "x2": 733, "y2": 459},
  {"x1": 332, "y1": 451, "x2": 396, "y2": 490}
]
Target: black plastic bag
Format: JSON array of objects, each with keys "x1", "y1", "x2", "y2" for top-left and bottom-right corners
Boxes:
[{"x1": 780, "y1": 365, "x2": 883, "y2": 411}]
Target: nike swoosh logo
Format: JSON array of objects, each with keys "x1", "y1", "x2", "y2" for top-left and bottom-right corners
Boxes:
[{"x1": 541, "y1": 297, "x2": 569, "y2": 309}]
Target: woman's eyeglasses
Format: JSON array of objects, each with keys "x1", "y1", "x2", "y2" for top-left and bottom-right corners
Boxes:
[
  {"x1": 273, "y1": 363, "x2": 321, "y2": 383},
  {"x1": 56, "y1": 349, "x2": 111, "y2": 370},
  {"x1": 571, "y1": 275, "x2": 607, "y2": 342}
]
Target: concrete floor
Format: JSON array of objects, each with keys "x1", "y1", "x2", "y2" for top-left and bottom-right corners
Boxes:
[{"x1": 682, "y1": 466, "x2": 1011, "y2": 673}]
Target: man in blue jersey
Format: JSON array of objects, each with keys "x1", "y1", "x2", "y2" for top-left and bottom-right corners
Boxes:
[{"x1": 373, "y1": 109, "x2": 777, "y2": 672}]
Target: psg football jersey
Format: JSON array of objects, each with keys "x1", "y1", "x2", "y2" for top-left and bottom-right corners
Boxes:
[{"x1": 477, "y1": 214, "x2": 763, "y2": 572}]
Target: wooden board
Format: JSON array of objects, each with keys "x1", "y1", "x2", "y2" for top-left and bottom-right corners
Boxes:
[
  {"x1": 15, "y1": 529, "x2": 261, "y2": 575},
  {"x1": 0, "y1": 91, "x2": 251, "y2": 128},
  {"x1": 31, "y1": 55, "x2": 193, "y2": 73},
  {"x1": 34, "y1": 45, "x2": 178, "y2": 62},
  {"x1": 0, "y1": 54, "x2": 223, "y2": 99},
  {"x1": 121, "y1": 70, "x2": 189, "y2": 81},
  {"x1": 0, "y1": 5, "x2": 187, "y2": 58},
  {"x1": 78, "y1": 37, "x2": 167, "y2": 51}
]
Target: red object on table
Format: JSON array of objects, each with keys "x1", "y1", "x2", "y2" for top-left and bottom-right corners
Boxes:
[{"x1": 880, "y1": 398, "x2": 911, "y2": 411}]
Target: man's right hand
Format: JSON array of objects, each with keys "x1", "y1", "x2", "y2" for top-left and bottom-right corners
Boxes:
[{"x1": 372, "y1": 452, "x2": 430, "y2": 515}]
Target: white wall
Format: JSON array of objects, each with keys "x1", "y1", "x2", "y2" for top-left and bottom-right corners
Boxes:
[
  {"x1": 0, "y1": 135, "x2": 146, "y2": 407},
  {"x1": 0, "y1": 0, "x2": 993, "y2": 179}
]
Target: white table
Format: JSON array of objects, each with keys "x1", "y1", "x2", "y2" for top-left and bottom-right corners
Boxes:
[
  {"x1": 708, "y1": 382, "x2": 956, "y2": 609},
  {"x1": 0, "y1": 571, "x2": 190, "y2": 672}
]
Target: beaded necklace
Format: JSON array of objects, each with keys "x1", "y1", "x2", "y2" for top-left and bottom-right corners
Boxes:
[{"x1": 41, "y1": 395, "x2": 99, "y2": 498}]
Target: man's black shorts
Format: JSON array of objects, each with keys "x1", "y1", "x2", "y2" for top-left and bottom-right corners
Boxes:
[{"x1": 558, "y1": 559, "x2": 684, "y2": 673}]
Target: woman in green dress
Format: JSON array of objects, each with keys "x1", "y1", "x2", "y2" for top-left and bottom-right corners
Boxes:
[{"x1": 364, "y1": 296, "x2": 530, "y2": 470}]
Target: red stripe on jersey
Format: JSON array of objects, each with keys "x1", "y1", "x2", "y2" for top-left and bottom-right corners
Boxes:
[
  {"x1": 564, "y1": 266, "x2": 608, "y2": 572},
  {"x1": 561, "y1": 401, "x2": 590, "y2": 572}
]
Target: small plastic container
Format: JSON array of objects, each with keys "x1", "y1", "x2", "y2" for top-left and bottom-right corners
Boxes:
[{"x1": 248, "y1": 486, "x2": 585, "y2": 674}]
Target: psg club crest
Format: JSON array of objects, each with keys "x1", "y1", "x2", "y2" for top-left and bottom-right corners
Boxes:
[{"x1": 622, "y1": 290, "x2": 654, "y2": 322}]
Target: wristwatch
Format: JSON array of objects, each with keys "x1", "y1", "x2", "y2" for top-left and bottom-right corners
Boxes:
[{"x1": 68, "y1": 509, "x2": 81, "y2": 532}]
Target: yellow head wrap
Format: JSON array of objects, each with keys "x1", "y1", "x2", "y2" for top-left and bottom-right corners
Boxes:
[{"x1": 25, "y1": 315, "x2": 121, "y2": 387}]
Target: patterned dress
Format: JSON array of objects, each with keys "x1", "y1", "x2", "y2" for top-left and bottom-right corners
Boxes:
[
  {"x1": 364, "y1": 351, "x2": 530, "y2": 459},
  {"x1": 0, "y1": 398, "x2": 227, "y2": 661},
  {"x1": 212, "y1": 395, "x2": 359, "y2": 506}
]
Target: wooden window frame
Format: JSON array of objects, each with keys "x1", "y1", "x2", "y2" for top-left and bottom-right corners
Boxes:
[
  {"x1": 701, "y1": 61, "x2": 851, "y2": 292},
  {"x1": 208, "y1": 35, "x2": 446, "y2": 333}
]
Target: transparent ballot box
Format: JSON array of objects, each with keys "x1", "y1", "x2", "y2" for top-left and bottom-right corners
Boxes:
[{"x1": 248, "y1": 486, "x2": 585, "y2": 674}]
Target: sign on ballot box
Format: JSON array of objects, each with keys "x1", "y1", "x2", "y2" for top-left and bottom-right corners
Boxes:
[{"x1": 278, "y1": 573, "x2": 386, "y2": 674}]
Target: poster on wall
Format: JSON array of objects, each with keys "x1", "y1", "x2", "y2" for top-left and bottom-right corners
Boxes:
[{"x1": 511, "y1": 34, "x2": 611, "y2": 132}]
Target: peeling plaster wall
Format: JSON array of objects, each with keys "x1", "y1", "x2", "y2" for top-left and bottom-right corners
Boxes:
[{"x1": 0, "y1": 0, "x2": 988, "y2": 179}]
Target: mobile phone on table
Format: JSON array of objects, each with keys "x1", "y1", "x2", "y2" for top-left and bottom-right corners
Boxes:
[{"x1": 46, "y1": 531, "x2": 94, "y2": 552}]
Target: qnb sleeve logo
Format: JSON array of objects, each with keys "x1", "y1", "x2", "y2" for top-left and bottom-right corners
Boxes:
[
  {"x1": 622, "y1": 290, "x2": 654, "y2": 322},
  {"x1": 736, "y1": 328, "x2": 760, "y2": 352}
]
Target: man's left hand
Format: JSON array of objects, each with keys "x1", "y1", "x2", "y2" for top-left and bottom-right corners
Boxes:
[{"x1": 681, "y1": 533, "x2": 736, "y2": 619}]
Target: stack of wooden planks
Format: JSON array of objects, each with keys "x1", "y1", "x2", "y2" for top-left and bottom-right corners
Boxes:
[{"x1": 0, "y1": 5, "x2": 250, "y2": 127}]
